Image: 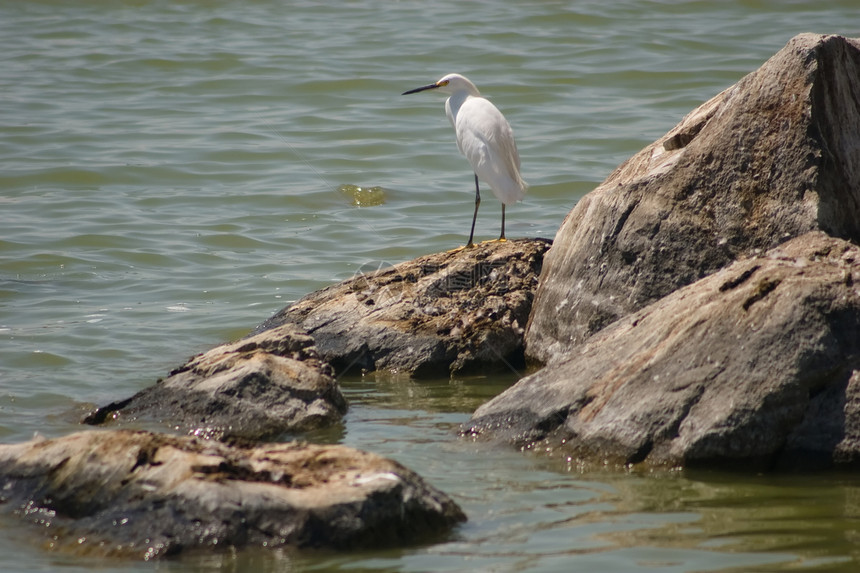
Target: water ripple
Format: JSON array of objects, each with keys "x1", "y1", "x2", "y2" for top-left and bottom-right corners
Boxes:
[{"x1": 2, "y1": 0, "x2": 860, "y2": 570}]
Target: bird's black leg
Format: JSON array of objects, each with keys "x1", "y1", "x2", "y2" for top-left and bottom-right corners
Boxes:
[
  {"x1": 467, "y1": 173, "x2": 481, "y2": 247},
  {"x1": 499, "y1": 203, "x2": 507, "y2": 241}
]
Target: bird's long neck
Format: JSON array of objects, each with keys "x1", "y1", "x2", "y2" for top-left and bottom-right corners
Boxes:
[{"x1": 445, "y1": 90, "x2": 474, "y2": 125}]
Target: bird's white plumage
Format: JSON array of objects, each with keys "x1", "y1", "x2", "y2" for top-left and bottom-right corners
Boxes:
[
  {"x1": 438, "y1": 74, "x2": 527, "y2": 205},
  {"x1": 449, "y1": 96, "x2": 526, "y2": 205},
  {"x1": 402, "y1": 72, "x2": 526, "y2": 244}
]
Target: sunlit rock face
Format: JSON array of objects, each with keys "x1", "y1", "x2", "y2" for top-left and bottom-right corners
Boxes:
[
  {"x1": 255, "y1": 237, "x2": 551, "y2": 377},
  {"x1": 83, "y1": 322, "x2": 347, "y2": 441},
  {"x1": 467, "y1": 232, "x2": 860, "y2": 470},
  {"x1": 526, "y1": 34, "x2": 860, "y2": 364},
  {"x1": 0, "y1": 430, "x2": 466, "y2": 558}
]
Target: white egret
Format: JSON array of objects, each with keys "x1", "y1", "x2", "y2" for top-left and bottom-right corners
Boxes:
[{"x1": 402, "y1": 73, "x2": 527, "y2": 247}]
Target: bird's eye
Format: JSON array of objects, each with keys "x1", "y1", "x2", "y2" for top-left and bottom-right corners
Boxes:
[{"x1": 437, "y1": 80, "x2": 450, "y2": 87}]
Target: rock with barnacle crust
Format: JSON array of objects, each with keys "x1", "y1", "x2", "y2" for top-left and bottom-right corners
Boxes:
[
  {"x1": 82, "y1": 323, "x2": 347, "y2": 441},
  {"x1": 82, "y1": 238, "x2": 549, "y2": 440},
  {"x1": 0, "y1": 429, "x2": 466, "y2": 559},
  {"x1": 253, "y1": 237, "x2": 551, "y2": 377}
]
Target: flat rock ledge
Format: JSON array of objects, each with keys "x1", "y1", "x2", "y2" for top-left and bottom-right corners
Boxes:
[
  {"x1": 254, "y1": 238, "x2": 551, "y2": 377},
  {"x1": 83, "y1": 323, "x2": 346, "y2": 441},
  {"x1": 0, "y1": 430, "x2": 466, "y2": 559},
  {"x1": 463, "y1": 233, "x2": 860, "y2": 470}
]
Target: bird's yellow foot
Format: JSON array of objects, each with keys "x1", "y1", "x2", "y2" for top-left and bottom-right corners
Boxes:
[{"x1": 447, "y1": 243, "x2": 477, "y2": 253}]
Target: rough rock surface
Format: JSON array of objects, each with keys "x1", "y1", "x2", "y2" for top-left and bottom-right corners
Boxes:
[
  {"x1": 254, "y1": 238, "x2": 551, "y2": 377},
  {"x1": 0, "y1": 430, "x2": 466, "y2": 558},
  {"x1": 83, "y1": 323, "x2": 346, "y2": 441},
  {"x1": 526, "y1": 34, "x2": 860, "y2": 364},
  {"x1": 464, "y1": 233, "x2": 860, "y2": 469}
]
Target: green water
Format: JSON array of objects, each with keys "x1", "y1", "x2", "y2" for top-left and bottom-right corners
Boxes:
[{"x1": 3, "y1": 1, "x2": 860, "y2": 571}]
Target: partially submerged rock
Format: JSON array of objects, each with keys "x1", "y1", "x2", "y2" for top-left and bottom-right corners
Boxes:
[
  {"x1": 254, "y1": 238, "x2": 551, "y2": 377},
  {"x1": 83, "y1": 323, "x2": 346, "y2": 441},
  {"x1": 526, "y1": 34, "x2": 860, "y2": 364},
  {"x1": 0, "y1": 430, "x2": 466, "y2": 558},
  {"x1": 464, "y1": 233, "x2": 860, "y2": 469}
]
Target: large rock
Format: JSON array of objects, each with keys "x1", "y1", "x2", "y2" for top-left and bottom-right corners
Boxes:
[
  {"x1": 0, "y1": 430, "x2": 466, "y2": 558},
  {"x1": 254, "y1": 238, "x2": 551, "y2": 377},
  {"x1": 526, "y1": 34, "x2": 860, "y2": 364},
  {"x1": 464, "y1": 233, "x2": 860, "y2": 469},
  {"x1": 83, "y1": 323, "x2": 346, "y2": 441}
]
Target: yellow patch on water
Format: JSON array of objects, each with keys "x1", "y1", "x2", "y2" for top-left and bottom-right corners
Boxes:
[{"x1": 339, "y1": 184, "x2": 386, "y2": 207}]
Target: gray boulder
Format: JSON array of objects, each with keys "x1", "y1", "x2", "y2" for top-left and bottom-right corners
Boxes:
[
  {"x1": 525, "y1": 33, "x2": 860, "y2": 364},
  {"x1": 83, "y1": 323, "x2": 346, "y2": 441},
  {"x1": 254, "y1": 238, "x2": 551, "y2": 377},
  {"x1": 0, "y1": 429, "x2": 466, "y2": 558},
  {"x1": 464, "y1": 233, "x2": 860, "y2": 469}
]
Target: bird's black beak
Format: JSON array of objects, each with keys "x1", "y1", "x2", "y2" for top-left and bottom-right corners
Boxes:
[{"x1": 402, "y1": 82, "x2": 440, "y2": 95}]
